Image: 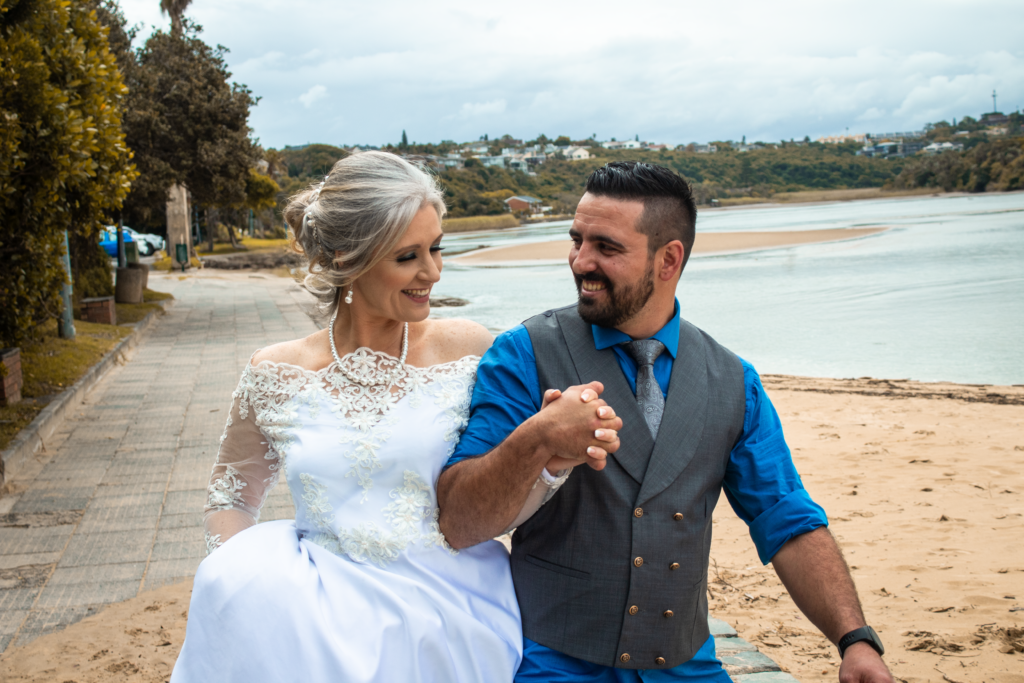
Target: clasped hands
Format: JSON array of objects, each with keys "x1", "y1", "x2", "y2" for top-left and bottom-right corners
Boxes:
[{"x1": 536, "y1": 381, "x2": 622, "y2": 474}]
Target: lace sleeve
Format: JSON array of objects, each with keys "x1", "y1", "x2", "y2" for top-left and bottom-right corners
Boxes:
[
  {"x1": 203, "y1": 368, "x2": 281, "y2": 554},
  {"x1": 502, "y1": 467, "x2": 572, "y2": 534}
]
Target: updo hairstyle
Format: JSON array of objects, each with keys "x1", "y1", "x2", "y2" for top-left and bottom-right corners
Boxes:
[{"x1": 284, "y1": 151, "x2": 447, "y2": 318}]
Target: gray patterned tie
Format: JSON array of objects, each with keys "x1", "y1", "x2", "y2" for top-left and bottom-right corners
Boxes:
[{"x1": 622, "y1": 339, "x2": 666, "y2": 439}]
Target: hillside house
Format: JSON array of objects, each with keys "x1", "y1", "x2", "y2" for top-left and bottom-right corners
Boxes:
[
  {"x1": 564, "y1": 146, "x2": 591, "y2": 160},
  {"x1": 601, "y1": 140, "x2": 643, "y2": 150},
  {"x1": 475, "y1": 156, "x2": 506, "y2": 168},
  {"x1": 922, "y1": 142, "x2": 965, "y2": 155},
  {"x1": 980, "y1": 112, "x2": 1009, "y2": 125},
  {"x1": 505, "y1": 195, "x2": 544, "y2": 214}
]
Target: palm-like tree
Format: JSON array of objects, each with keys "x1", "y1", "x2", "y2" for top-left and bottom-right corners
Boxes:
[{"x1": 160, "y1": 0, "x2": 193, "y2": 38}]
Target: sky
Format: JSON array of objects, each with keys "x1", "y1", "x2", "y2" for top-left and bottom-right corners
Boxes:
[{"x1": 119, "y1": 0, "x2": 1024, "y2": 150}]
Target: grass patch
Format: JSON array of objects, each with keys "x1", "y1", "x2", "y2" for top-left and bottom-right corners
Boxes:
[
  {"x1": 196, "y1": 236, "x2": 292, "y2": 255},
  {"x1": 113, "y1": 288, "x2": 174, "y2": 325},
  {"x1": 443, "y1": 215, "x2": 520, "y2": 233},
  {"x1": 115, "y1": 302, "x2": 163, "y2": 325},
  {"x1": 152, "y1": 255, "x2": 203, "y2": 272},
  {"x1": 143, "y1": 288, "x2": 174, "y2": 302},
  {"x1": 769, "y1": 187, "x2": 939, "y2": 203},
  {"x1": 716, "y1": 197, "x2": 772, "y2": 207},
  {"x1": 0, "y1": 319, "x2": 132, "y2": 451}
]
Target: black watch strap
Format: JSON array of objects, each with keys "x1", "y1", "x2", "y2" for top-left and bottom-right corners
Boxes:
[{"x1": 837, "y1": 626, "x2": 884, "y2": 658}]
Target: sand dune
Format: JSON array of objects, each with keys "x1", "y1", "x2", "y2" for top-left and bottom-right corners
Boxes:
[
  {"x1": 452, "y1": 227, "x2": 888, "y2": 265},
  {"x1": 0, "y1": 375, "x2": 1020, "y2": 682}
]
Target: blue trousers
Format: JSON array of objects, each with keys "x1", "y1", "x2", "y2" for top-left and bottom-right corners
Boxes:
[{"x1": 515, "y1": 636, "x2": 733, "y2": 682}]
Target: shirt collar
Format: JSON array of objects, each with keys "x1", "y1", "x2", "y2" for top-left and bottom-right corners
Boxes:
[{"x1": 591, "y1": 298, "x2": 680, "y2": 359}]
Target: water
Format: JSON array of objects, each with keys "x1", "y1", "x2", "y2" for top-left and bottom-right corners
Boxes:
[{"x1": 432, "y1": 193, "x2": 1024, "y2": 385}]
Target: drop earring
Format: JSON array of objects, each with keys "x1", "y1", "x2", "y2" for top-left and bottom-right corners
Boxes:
[{"x1": 344, "y1": 287, "x2": 353, "y2": 305}]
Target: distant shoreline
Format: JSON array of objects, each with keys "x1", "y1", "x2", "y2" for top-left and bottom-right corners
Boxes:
[
  {"x1": 452, "y1": 227, "x2": 889, "y2": 266},
  {"x1": 445, "y1": 188, "x2": 1020, "y2": 239}
]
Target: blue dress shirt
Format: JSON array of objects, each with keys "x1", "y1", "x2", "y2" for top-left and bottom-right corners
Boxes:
[{"x1": 446, "y1": 300, "x2": 828, "y2": 680}]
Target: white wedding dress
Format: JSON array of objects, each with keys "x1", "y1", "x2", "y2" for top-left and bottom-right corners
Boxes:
[{"x1": 172, "y1": 348, "x2": 553, "y2": 682}]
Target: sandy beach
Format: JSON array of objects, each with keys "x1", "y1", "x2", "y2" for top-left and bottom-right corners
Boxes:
[
  {"x1": 0, "y1": 376, "x2": 1021, "y2": 682},
  {"x1": 452, "y1": 227, "x2": 888, "y2": 265}
]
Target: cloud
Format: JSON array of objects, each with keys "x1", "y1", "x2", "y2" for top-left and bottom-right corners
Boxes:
[
  {"x1": 856, "y1": 107, "x2": 886, "y2": 121},
  {"x1": 119, "y1": 0, "x2": 1024, "y2": 148},
  {"x1": 298, "y1": 85, "x2": 327, "y2": 109},
  {"x1": 451, "y1": 99, "x2": 507, "y2": 120}
]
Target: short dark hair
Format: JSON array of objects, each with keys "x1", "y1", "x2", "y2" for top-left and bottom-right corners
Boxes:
[{"x1": 584, "y1": 161, "x2": 697, "y2": 267}]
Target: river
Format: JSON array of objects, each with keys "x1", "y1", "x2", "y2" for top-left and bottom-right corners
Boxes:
[{"x1": 432, "y1": 192, "x2": 1024, "y2": 385}]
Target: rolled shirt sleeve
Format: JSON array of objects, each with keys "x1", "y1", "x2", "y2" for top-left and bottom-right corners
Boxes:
[
  {"x1": 723, "y1": 359, "x2": 829, "y2": 564},
  {"x1": 446, "y1": 325, "x2": 541, "y2": 467}
]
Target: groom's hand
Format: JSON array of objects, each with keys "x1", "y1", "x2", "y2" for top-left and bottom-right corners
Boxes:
[{"x1": 536, "y1": 382, "x2": 621, "y2": 472}]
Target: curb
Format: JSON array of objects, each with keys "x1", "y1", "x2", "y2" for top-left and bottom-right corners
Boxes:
[
  {"x1": 710, "y1": 617, "x2": 800, "y2": 681},
  {"x1": 0, "y1": 299, "x2": 175, "y2": 486}
]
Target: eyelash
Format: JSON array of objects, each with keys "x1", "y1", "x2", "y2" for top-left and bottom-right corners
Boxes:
[{"x1": 397, "y1": 246, "x2": 444, "y2": 263}]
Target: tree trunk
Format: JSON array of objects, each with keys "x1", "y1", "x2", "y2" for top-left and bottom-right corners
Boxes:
[
  {"x1": 227, "y1": 210, "x2": 241, "y2": 249},
  {"x1": 205, "y1": 208, "x2": 214, "y2": 253}
]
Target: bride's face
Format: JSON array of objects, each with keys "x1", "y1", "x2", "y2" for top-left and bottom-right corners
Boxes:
[{"x1": 352, "y1": 204, "x2": 443, "y2": 323}]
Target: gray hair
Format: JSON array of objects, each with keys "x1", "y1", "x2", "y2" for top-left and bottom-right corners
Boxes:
[{"x1": 284, "y1": 151, "x2": 447, "y2": 318}]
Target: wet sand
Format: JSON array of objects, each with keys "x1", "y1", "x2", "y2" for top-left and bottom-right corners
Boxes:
[
  {"x1": 0, "y1": 376, "x2": 1021, "y2": 682},
  {"x1": 453, "y1": 227, "x2": 888, "y2": 265}
]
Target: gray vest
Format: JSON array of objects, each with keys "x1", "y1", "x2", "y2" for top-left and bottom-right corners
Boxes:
[{"x1": 512, "y1": 305, "x2": 745, "y2": 670}]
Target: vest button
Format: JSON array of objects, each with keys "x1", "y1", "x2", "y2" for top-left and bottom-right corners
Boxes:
[
  {"x1": 634, "y1": 507, "x2": 644, "y2": 518},
  {"x1": 655, "y1": 657, "x2": 666, "y2": 666},
  {"x1": 673, "y1": 512, "x2": 684, "y2": 521},
  {"x1": 620, "y1": 653, "x2": 631, "y2": 663},
  {"x1": 663, "y1": 610, "x2": 674, "y2": 618},
  {"x1": 628, "y1": 605, "x2": 639, "y2": 615},
  {"x1": 634, "y1": 557, "x2": 644, "y2": 567},
  {"x1": 669, "y1": 562, "x2": 680, "y2": 570}
]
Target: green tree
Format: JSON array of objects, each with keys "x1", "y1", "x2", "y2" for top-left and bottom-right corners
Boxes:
[
  {"x1": 400, "y1": 129, "x2": 408, "y2": 149},
  {"x1": 119, "y1": 19, "x2": 259, "y2": 245},
  {"x1": 0, "y1": 0, "x2": 137, "y2": 346},
  {"x1": 159, "y1": 0, "x2": 192, "y2": 38}
]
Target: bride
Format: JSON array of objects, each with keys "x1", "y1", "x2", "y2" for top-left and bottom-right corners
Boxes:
[{"x1": 171, "y1": 151, "x2": 619, "y2": 682}]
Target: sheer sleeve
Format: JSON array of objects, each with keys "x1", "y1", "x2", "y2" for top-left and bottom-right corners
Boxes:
[
  {"x1": 203, "y1": 368, "x2": 282, "y2": 554},
  {"x1": 502, "y1": 467, "x2": 572, "y2": 534}
]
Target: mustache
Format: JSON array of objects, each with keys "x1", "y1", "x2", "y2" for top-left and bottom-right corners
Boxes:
[{"x1": 575, "y1": 273, "x2": 612, "y2": 287}]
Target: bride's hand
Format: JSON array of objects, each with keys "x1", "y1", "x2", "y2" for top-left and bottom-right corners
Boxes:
[{"x1": 538, "y1": 385, "x2": 620, "y2": 473}]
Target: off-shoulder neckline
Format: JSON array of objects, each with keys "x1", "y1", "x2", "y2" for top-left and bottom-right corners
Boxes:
[{"x1": 245, "y1": 347, "x2": 481, "y2": 376}]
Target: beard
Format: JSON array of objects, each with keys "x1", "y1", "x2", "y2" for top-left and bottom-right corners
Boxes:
[{"x1": 575, "y1": 261, "x2": 655, "y2": 328}]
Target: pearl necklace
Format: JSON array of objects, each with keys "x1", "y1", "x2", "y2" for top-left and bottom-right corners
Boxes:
[{"x1": 329, "y1": 309, "x2": 409, "y2": 387}]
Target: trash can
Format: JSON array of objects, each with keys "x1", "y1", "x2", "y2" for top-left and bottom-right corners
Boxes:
[
  {"x1": 115, "y1": 267, "x2": 145, "y2": 304},
  {"x1": 175, "y1": 243, "x2": 188, "y2": 272},
  {"x1": 128, "y1": 262, "x2": 149, "y2": 290},
  {"x1": 125, "y1": 240, "x2": 140, "y2": 264}
]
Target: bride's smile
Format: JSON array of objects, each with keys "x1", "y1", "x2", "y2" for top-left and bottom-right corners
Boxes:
[{"x1": 347, "y1": 204, "x2": 444, "y2": 321}]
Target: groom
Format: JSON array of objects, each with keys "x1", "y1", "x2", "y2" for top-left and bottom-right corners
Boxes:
[{"x1": 437, "y1": 161, "x2": 893, "y2": 682}]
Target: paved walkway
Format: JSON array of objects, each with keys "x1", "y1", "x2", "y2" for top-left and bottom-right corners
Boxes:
[{"x1": 0, "y1": 272, "x2": 317, "y2": 652}]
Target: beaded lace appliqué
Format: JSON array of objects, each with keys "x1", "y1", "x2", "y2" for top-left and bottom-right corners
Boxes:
[
  {"x1": 300, "y1": 469, "x2": 457, "y2": 567},
  {"x1": 204, "y1": 350, "x2": 476, "y2": 561},
  {"x1": 206, "y1": 465, "x2": 248, "y2": 511}
]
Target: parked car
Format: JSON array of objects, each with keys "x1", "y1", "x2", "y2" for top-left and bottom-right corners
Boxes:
[
  {"x1": 126, "y1": 227, "x2": 165, "y2": 256},
  {"x1": 99, "y1": 227, "x2": 135, "y2": 258}
]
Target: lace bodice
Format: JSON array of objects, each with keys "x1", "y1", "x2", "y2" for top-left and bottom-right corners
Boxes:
[{"x1": 204, "y1": 348, "x2": 486, "y2": 562}]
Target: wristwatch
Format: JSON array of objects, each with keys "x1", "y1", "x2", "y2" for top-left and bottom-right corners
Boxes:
[{"x1": 837, "y1": 626, "x2": 884, "y2": 658}]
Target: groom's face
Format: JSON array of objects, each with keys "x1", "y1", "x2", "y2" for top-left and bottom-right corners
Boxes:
[{"x1": 569, "y1": 193, "x2": 655, "y2": 329}]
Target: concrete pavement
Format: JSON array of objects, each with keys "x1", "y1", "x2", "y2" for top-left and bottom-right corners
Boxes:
[{"x1": 0, "y1": 272, "x2": 316, "y2": 652}]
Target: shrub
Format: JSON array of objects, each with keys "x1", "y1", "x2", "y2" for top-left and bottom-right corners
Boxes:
[{"x1": 0, "y1": 0, "x2": 136, "y2": 346}]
